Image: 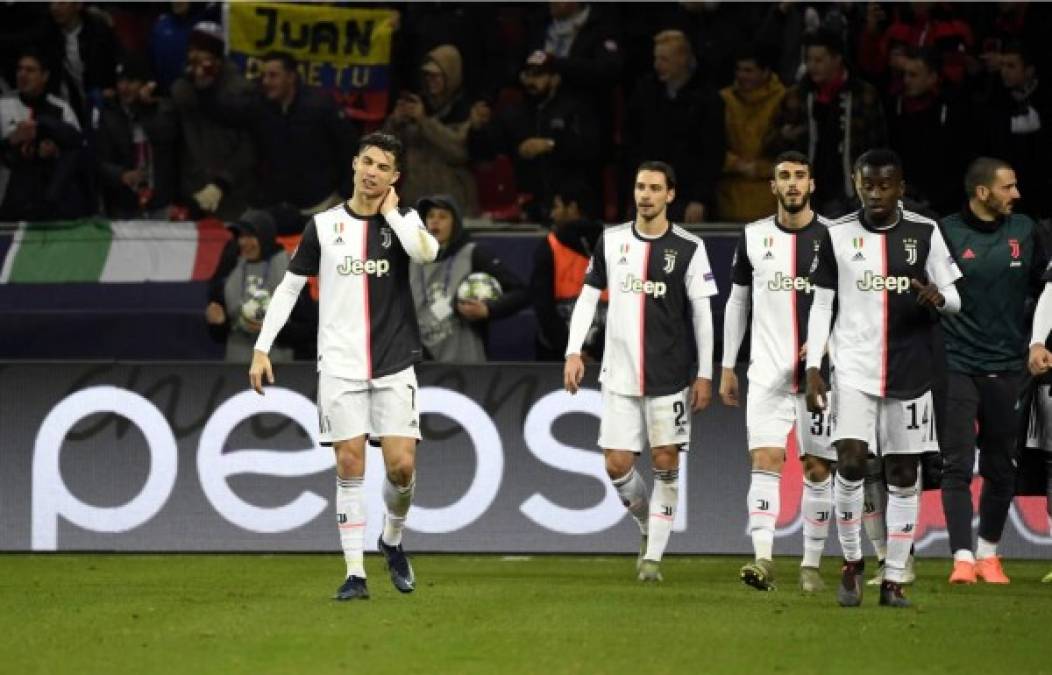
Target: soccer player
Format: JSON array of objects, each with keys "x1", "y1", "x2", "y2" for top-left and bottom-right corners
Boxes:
[
  {"x1": 1027, "y1": 238, "x2": 1052, "y2": 585},
  {"x1": 248, "y1": 132, "x2": 440, "y2": 601},
  {"x1": 719, "y1": 151, "x2": 836, "y2": 593},
  {"x1": 564, "y1": 161, "x2": 718, "y2": 582},
  {"x1": 939, "y1": 158, "x2": 1047, "y2": 585},
  {"x1": 806, "y1": 149, "x2": 962, "y2": 608}
]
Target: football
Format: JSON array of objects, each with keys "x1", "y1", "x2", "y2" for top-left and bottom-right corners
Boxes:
[
  {"x1": 239, "y1": 288, "x2": 271, "y2": 327},
  {"x1": 456, "y1": 272, "x2": 503, "y2": 302}
]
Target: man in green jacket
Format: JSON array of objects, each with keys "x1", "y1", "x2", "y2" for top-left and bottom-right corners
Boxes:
[{"x1": 939, "y1": 157, "x2": 1048, "y2": 584}]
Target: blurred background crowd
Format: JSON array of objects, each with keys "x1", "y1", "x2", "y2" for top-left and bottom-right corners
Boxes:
[{"x1": 2, "y1": 1, "x2": 1051, "y2": 362}]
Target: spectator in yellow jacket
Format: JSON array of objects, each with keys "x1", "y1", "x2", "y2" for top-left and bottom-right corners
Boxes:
[{"x1": 717, "y1": 45, "x2": 786, "y2": 223}]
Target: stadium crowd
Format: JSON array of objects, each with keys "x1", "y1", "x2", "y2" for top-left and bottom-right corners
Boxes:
[{"x1": 1, "y1": 2, "x2": 1051, "y2": 225}]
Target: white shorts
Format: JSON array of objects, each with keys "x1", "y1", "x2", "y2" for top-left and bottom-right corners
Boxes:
[
  {"x1": 1027, "y1": 384, "x2": 1052, "y2": 451},
  {"x1": 317, "y1": 366, "x2": 421, "y2": 445},
  {"x1": 746, "y1": 383, "x2": 836, "y2": 461},
  {"x1": 831, "y1": 377, "x2": 937, "y2": 455},
  {"x1": 598, "y1": 386, "x2": 691, "y2": 452}
]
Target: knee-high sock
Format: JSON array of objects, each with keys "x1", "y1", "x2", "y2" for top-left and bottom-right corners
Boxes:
[
  {"x1": 336, "y1": 476, "x2": 366, "y2": 578},
  {"x1": 747, "y1": 470, "x2": 780, "y2": 561},
  {"x1": 644, "y1": 468, "x2": 679, "y2": 562},
  {"x1": 863, "y1": 473, "x2": 888, "y2": 561},
  {"x1": 382, "y1": 473, "x2": 415, "y2": 547},
  {"x1": 801, "y1": 476, "x2": 832, "y2": 568},
  {"x1": 835, "y1": 474, "x2": 864, "y2": 562},
  {"x1": 885, "y1": 481, "x2": 919, "y2": 583},
  {"x1": 612, "y1": 467, "x2": 649, "y2": 534}
]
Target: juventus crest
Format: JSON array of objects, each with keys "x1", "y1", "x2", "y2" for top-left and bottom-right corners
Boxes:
[
  {"x1": 663, "y1": 249, "x2": 677, "y2": 273},
  {"x1": 903, "y1": 238, "x2": 918, "y2": 265},
  {"x1": 380, "y1": 227, "x2": 393, "y2": 249}
]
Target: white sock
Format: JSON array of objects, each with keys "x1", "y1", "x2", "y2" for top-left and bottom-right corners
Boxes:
[
  {"x1": 801, "y1": 476, "x2": 832, "y2": 568},
  {"x1": 863, "y1": 474, "x2": 888, "y2": 561},
  {"x1": 747, "y1": 470, "x2": 780, "y2": 561},
  {"x1": 884, "y1": 482, "x2": 919, "y2": 583},
  {"x1": 381, "y1": 473, "x2": 415, "y2": 547},
  {"x1": 954, "y1": 549, "x2": 976, "y2": 564},
  {"x1": 336, "y1": 476, "x2": 366, "y2": 578},
  {"x1": 611, "y1": 467, "x2": 649, "y2": 534},
  {"x1": 644, "y1": 468, "x2": 679, "y2": 563},
  {"x1": 835, "y1": 474, "x2": 864, "y2": 562},
  {"x1": 976, "y1": 537, "x2": 998, "y2": 560}
]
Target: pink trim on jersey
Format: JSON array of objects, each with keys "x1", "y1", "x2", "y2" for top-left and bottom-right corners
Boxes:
[
  {"x1": 639, "y1": 241, "x2": 651, "y2": 395},
  {"x1": 362, "y1": 222, "x2": 372, "y2": 379},
  {"x1": 790, "y1": 233, "x2": 800, "y2": 394},
  {"x1": 880, "y1": 235, "x2": 889, "y2": 397}
]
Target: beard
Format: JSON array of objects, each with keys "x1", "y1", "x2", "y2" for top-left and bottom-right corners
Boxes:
[{"x1": 778, "y1": 191, "x2": 811, "y2": 214}]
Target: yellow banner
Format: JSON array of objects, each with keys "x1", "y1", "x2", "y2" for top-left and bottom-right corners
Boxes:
[{"x1": 227, "y1": 2, "x2": 396, "y2": 67}]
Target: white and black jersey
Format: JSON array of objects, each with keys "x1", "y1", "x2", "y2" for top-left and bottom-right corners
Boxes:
[
  {"x1": 809, "y1": 209, "x2": 962, "y2": 398},
  {"x1": 584, "y1": 223, "x2": 718, "y2": 396},
  {"x1": 731, "y1": 214, "x2": 831, "y2": 392},
  {"x1": 288, "y1": 203, "x2": 428, "y2": 380}
]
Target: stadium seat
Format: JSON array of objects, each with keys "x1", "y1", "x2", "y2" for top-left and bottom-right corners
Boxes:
[{"x1": 473, "y1": 155, "x2": 524, "y2": 222}]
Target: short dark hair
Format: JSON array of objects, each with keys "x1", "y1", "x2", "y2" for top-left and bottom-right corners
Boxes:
[
  {"x1": 553, "y1": 178, "x2": 593, "y2": 216},
  {"x1": 261, "y1": 50, "x2": 298, "y2": 73},
  {"x1": 773, "y1": 151, "x2": 812, "y2": 173},
  {"x1": 853, "y1": 148, "x2": 903, "y2": 175},
  {"x1": 17, "y1": 47, "x2": 49, "y2": 72},
  {"x1": 802, "y1": 28, "x2": 843, "y2": 58},
  {"x1": 734, "y1": 42, "x2": 776, "y2": 72},
  {"x1": 635, "y1": 160, "x2": 676, "y2": 190},
  {"x1": 964, "y1": 157, "x2": 1013, "y2": 196},
  {"x1": 903, "y1": 46, "x2": 941, "y2": 75},
  {"x1": 1002, "y1": 39, "x2": 1035, "y2": 68},
  {"x1": 358, "y1": 132, "x2": 404, "y2": 170}
]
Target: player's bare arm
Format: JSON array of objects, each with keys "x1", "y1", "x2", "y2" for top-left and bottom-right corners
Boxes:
[
  {"x1": 691, "y1": 377, "x2": 712, "y2": 412},
  {"x1": 718, "y1": 367, "x2": 739, "y2": 407},
  {"x1": 249, "y1": 349, "x2": 274, "y2": 395},
  {"x1": 563, "y1": 353, "x2": 584, "y2": 394},
  {"x1": 805, "y1": 367, "x2": 827, "y2": 413}
]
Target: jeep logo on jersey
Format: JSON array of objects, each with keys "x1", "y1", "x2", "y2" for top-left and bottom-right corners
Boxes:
[
  {"x1": 336, "y1": 257, "x2": 391, "y2": 276},
  {"x1": 856, "y1": 271, "x2": 911, "y2": 293},
  {"x1": 767, "y1": 271, "x2": 813, "y2": 293},
  {"x1": 663, "y1": 249, "x2": 677, "y2": 273},
  {"x1": 620, "y1": 274, "x2": 667, "y2": 298},
  {"x1": 903, "y1": 238, "x2": 918, "y2": 265}
]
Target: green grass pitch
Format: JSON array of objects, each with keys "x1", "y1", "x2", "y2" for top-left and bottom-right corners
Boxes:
[{"x1": 2, "y1": 554, "x2": 1050, "y2": 674}]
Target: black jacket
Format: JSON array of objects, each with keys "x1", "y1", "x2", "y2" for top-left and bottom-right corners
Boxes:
[
  {"x1": 470, "y1": 84, "x2": 600, "y2": 220},
  {"x1": 624, "y1": 69, "x2": 725, "y2": 211},
  {"x1": 250, "y1": 84, "x2": 359, "y2": 210},
  {"x1": 95, "y1": 98, "x2": 179, "y2": 217}
]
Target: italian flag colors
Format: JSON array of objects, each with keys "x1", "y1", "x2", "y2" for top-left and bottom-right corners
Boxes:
[{"x1": 0, "y1": 219, "x2": 231, "y2": 283}]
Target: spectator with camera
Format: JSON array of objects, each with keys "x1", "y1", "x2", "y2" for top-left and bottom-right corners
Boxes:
[
  {"x1": 409, "y1": 194, "x2": 528, "y2": 363},
  {"x1": 384, "y1": 44, "x2": 479, "y2": 217},
  {"x1": 205, "y1": 208, "x2": 316, "y2": 363},
  {"x1": 95, "y1": 55, "x2": 178, "y2": 219}
]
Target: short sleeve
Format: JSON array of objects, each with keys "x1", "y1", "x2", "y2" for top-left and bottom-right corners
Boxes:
[
  {"x1": 730, "y1": 231, "x2": 753, "y2": 286},
  {"x1": 809, "y1": 227, "x2": 838, "y2": 289},
  {"x1": 686, "y1": 240, "x2": 719, "y2": 299},
  {"x1": 583, "y1": 231, "x2": 608, "y2": 290},
  {"x1": 287, "y1": 217, "x2": 321, "y2": 276},
  {"x1": 925, "y1": 225, "x2": 963, "y2": 289}
]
